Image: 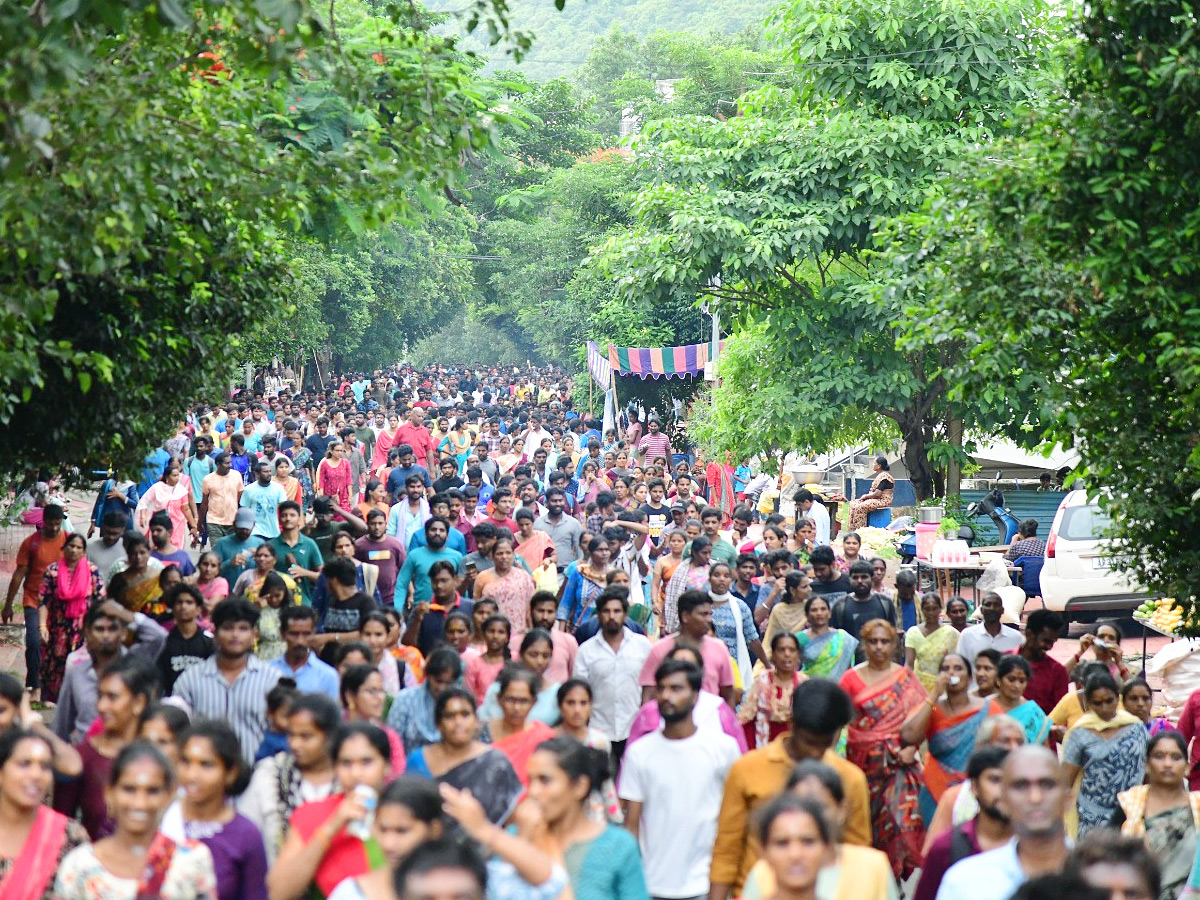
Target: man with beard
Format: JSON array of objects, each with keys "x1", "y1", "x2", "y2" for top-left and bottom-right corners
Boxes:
[
  {"x1": 620, "y1": 659, "x2": 740, "y2": 900},
  {"x1": 936, "y1": 745, "x2": 1071, "y2": 900},
  {"x1": 574, "y1": 586, "x2": 651, "y2": 763},
  {"x1": 828, "y1": 559, "x2": 899, "y2": 658},
  {"x1": 915, "y1": 746, "x2": 1015, "y2": 900},
  {"x1": 173, "y1": 597, "x2": 281, "y2": 764},
  {"x1": 148, "y1": 510, "x2": 196, "y2": 576},
  {"x1": 392, "y1": 516, "x2": 463, "y2": 611}
]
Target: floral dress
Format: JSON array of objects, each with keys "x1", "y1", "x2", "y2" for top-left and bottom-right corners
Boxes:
[
  {"x1": 54, "y1": 838, "x2": 218, "y2": 900},
  {"x1": 40, "y1": 560, "x2": 103, "y2": 703},
  {"x1": 903, "y1": 624, "x2": 960, "y2": 695}
]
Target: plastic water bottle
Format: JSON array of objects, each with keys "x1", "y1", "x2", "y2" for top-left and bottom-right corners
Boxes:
[{"x1": 345, "y1": 784, "x2": 378, "y2": 841}]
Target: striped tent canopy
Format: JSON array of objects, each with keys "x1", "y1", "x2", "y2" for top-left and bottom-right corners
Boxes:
[{"x1": 606, "y1": 340, "x2": 725, "y2": 379}]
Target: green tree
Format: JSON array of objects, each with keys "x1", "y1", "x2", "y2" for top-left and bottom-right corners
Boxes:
[
  {"x1": 593, "y1": 0, "x2": 1058, "y2": 495},
  {"x1": 574, "y1": 27, "x2": 781, "y2": 137},
  {"x1": 424, "y1": 0, "x2": 779, "y2": 80},
  {"x1": 887, "y1": 0, "x2": 1200, "y2": 604},
  {"x1": 0, "y1": 0, "x2": 517, "y2": 481}
]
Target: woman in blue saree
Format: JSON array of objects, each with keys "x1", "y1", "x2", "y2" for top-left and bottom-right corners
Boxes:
[
  {"x1": 405, "y1": 687, "x2": 523, "y2": 827},
  {"x1": 901, "y1": 652, "x2": 1001, "y2": 822}
]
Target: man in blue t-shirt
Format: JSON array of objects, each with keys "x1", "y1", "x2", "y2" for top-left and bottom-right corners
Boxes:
[
  {"x1": 393, "y1": 517, "x2": 463, "y2": 611},
  {"x1": 239, "y1": 461, "x2": 287, "y2": 539},
  {"x1": 213, "y1": 509, "x2": 263, "y2": 585},
  {"x1": 385, "y1": 444, "x2": 431, "y2": 499}
]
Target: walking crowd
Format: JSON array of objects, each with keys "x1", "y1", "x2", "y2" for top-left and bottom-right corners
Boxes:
[{"x1": 0, "y1": 361, "x2": 1195, "y2": 900}]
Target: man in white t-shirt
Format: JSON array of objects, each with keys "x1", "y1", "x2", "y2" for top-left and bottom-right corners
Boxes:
[
  {"x1": 620, "y1": 658, "x2": 741, "y2": 900},
  {"x1": 793, "y1": 488, "x2": 831, "y2": 545}
]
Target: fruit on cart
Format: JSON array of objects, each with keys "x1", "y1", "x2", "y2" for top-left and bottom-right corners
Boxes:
[
  {"x1": 1147, "y1": 599, "x2": 1183, "y2": 633},
  {"x1": 1135, "y1": 599, "x2": 1160, "y2": 619}
]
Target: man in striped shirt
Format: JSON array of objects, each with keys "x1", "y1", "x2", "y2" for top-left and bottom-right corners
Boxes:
[
  {"x1": 635, "y1": 417, "x2": 673, "y2": 466},
  {"x1": 173, "y1": 596, "x2": 280, "y2": 764}
]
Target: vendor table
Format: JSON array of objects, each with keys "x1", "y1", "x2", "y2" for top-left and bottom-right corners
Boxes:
[
  {"x1": 1135, "y1": 616, "x2": 1176, "y2": 678},
  {"x1": 921, "y1": 558, "x2": 1019, "y2": 602}
]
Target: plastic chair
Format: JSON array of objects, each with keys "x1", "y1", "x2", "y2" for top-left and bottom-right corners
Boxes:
[
  {"x1": 867, "y1": 508, "x2": 893, "y2": 528},
  {"x1": 1015, "y1": 555, "x2": 1045, "y2": 602}
]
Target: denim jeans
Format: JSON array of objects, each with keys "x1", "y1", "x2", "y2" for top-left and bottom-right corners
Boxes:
[{"x1": 23, "y1": 607, "x2": 39, "y2": 690}]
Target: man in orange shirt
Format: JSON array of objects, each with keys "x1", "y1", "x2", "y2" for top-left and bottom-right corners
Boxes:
[
  {"x1": 708, "y1": 678, "x2": 872, "y2": 900},
  {"x1": 2, "y1": 503, "x2": 67, "y2": 703}
]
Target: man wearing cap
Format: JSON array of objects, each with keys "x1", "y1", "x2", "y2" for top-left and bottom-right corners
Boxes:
[
  {"x1": 3, "y1": 504, "x2": 67, "y2": 702},
  {"x1": 214, "y1": 508, "x2": 264, "y2": 586}
]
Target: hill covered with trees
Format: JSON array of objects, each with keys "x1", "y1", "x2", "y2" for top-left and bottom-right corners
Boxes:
[{"x1": 424, "y1": 0, "x2": 780, "y2": 78}]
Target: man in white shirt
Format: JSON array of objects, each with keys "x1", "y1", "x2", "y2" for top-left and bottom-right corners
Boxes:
[
  {"x1": 793, "y1": 488, "x2": 831, "y2": 545},
  {"x1": 574, "y1": 588, "x2": 652, "y2": 760},
  {"x1": 620, "y1": 657, "x2": 741, "y2": 900},
  {"x1": 957, "y1": 591, "x2": 1024, "y2": 671},
  {"x1": 936, "y1": 745, "x2": 1070, "y2": 900},
  {"x1": 522, "y1": 414, "x2": 553, "y2": 451}
]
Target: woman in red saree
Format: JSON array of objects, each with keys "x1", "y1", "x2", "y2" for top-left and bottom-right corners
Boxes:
[
  {"x1": 0, "y1": 730, "x2": 88, "y2": 900},
  {"x1": 268, "y1": 723, "x2": 391, "y2": 900},
  {"x1": 705, "y1": 453, "x2": 737, "y2": 527},
  {"x1": 838, "y1": 618, "x2": 927, "y2": 880},
  {"x1": 486, "y1": 665, "x2": 556, "y2": 787}
]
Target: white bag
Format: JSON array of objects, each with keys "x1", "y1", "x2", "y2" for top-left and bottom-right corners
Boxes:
[
  {"x1": 1146, "y1": 638, "x2": 1200, "y2": 723},
  {"x1": 976, "y1": 557, "x2": 1013, "y2": 595}
]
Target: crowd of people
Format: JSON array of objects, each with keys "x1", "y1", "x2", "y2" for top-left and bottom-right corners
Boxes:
[{"x1": 0, "y1": 361, "x2": 1194, "y2": 900}]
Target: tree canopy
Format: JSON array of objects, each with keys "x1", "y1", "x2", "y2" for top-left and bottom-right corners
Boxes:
[
  {"x1": 0, "y1": 0, "x2": 517, "y2": 479},
  {"x1": 884, "y1": 0, "x2": 1200, "y2": 604},
  {"x1": 592, "y1": 0, "x2": 1060, "y2": 493}
]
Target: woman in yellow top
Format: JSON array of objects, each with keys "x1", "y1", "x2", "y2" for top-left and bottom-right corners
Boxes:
[
  {"x1": 1048, "y1": 660, "x2": 1110, "y2": 743},
  {"x1": 903, "y1": 593, "x2": 959, "y2": 696},
  {"x1": 741, "y1": 759, "x2": 898, "y2": 900}
]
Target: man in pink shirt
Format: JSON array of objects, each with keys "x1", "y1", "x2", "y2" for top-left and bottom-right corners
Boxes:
[
  {"x1": 514, "y1": 591, "x2": 578, "y2": 683},
  {"x1": 639, "y1": 589, "x2": 735, "y2": 706}
]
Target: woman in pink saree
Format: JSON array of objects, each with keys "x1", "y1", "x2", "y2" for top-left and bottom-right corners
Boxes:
[
  {"x1": 838, "y1": 618, "x2": 927, "y2": 880},
  {"x1": 135, "y1": 461, "x2": 197, "y2": 548}
]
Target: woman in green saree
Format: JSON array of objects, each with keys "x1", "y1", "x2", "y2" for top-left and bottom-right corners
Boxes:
[
  {"x1": 796, "y1": 595, "x2": 858, "y2": 680},
  {"x1": 991, "y1": 655, "x2": 1050, "y2": 745}
]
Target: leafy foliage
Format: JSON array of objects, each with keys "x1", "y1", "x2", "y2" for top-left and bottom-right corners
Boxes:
[
  {"x1": 0, "y1": 0, "x2": 516, "y2": 480},
  {"x1": 593, "y1": 0, "x2": 1059, "y2": 496},
  {"x1": 407, "y1": 313, "x2": 528, "y2": 368},
  {"x1": 425, "y1": 0, "x2": 778, "y2": 80},
  {"x1": 573, "y1": 27, "x2": 783, "y2": 136},
  {"x1": 886, "y1": 0, "x2": 1200, "y2": 602}
]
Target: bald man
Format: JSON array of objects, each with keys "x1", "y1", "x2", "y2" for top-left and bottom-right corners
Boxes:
[{"x1": 936, "y1": 745, "x2": 1070, "y2": 900}]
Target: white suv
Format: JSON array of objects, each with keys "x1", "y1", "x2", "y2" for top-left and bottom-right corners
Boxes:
[{"x1": 1040, "y1": 490, "x2": 1147, "y2": 623}]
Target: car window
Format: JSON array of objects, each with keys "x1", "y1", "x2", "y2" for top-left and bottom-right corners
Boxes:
[{"x1": 1059, "y1": 504, "x2": 1112, "y2": 541}]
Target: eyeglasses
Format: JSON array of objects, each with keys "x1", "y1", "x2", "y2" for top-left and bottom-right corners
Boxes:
[{"x1": 499, "y1": 695, "x2": 534, "y2": 707}]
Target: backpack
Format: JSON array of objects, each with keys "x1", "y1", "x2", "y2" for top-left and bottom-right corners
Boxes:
[{"x1": 948, "y1": 823, "x2": 976, "y2": 867}]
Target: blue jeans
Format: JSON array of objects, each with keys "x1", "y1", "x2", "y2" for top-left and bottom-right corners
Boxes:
[{"x1": 23, "y1": 607, "x2": 39, "y2": 690}]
